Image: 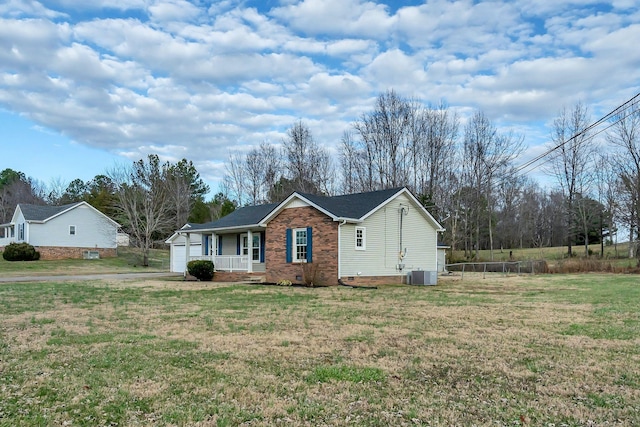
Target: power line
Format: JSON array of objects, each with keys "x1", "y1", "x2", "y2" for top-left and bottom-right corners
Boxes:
[{"x1": 514, "y1": 91, "x2": 640, "y2": 176}]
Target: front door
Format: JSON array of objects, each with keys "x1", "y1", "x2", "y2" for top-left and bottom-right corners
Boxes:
[{"x1": 241, "y1": 233, "x2": 261, "y2": 263}]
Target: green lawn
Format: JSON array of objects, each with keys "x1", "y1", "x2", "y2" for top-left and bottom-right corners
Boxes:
[
  {"x1": 452, "y1": 242, "x2": 631, "y2": 262},
  {"x1": 0, "y1": 247, "x2": 170, "y2": 276},
  {"x1": 1, "y1": 274, "x2": 639, "y2": 425}
]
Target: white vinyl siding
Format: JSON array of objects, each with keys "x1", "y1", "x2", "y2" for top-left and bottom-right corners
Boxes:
[
  {"x1": 27, "y1": 204, "x2": 117, "y2": 248},
  {"x1": 340, "y1": 193, "x2": 438, "y2": 277}
]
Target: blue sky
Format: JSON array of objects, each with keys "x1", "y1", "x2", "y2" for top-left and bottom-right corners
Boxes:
[{"x1": 1, "y1": 0, "x2": 639, "y2": 194}]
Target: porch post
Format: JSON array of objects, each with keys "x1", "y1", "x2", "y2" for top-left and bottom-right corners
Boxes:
[
  {"x1": 184, "y1": 232, "x2": 190, "y2": 278},
  {"x1": 247, "y1": 230, "x2": 253, "y2": 273}
]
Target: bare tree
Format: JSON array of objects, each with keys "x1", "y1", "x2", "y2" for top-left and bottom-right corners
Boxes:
[
  {"x1": 607, "y1": 98, "x2": 640, "y2": 258},
  {"x1": 224, "y1": 151, "x2": 247, "y2": 207},
  {"x1": 244, "y1": 142, "x2": 282, "y2": 205},
  {"x1": 352, "y1": 90, "x2": 411, "y2": 190},
  {"x1": 547, "y1": 102, "x2": 595, "y2": 257},
  {"x1": 109, "y1": 155, "x2": 174, "y2": 267},
  {"x1": 282, "y1": 120, "x2": 333, "y2": 195},
  {"x1": 463, "y1": 111, "x2": 524, "y2": 259}
]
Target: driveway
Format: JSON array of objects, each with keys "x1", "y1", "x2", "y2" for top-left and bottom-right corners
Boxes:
[{"x1": 0, "y1": 272, "x2": 182, "y2": 283}]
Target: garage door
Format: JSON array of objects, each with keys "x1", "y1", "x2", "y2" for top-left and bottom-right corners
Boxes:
[{"x1": 171, "y1": 243, "x2": 202, "y2": 273}]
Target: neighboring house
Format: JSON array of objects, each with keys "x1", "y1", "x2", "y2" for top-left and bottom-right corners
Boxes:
[
  {"x1": 167, "y1": 187, "x2": 445, "y2": 286},
  {"x1": 0, "y1": 202, "x2": 120, "y2": 260}
]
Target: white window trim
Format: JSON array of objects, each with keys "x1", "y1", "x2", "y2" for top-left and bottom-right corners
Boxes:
[
  {"x1": 69, "y1": 225, "x2": 76, "y2": 236},
  {"x1": 241, "y1": 233, "x2": 261, "y2": 263},
  {"x1": 355, "y1": 226, "x2": 366, "y2": 250},
  {"x1": 293, "y1": 228, "x2": 308, "y2": 263}
]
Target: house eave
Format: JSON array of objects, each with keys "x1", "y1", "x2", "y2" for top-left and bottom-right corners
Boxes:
[{"x1": 180, "y1": 224, "x2": 267, "y2": 234}]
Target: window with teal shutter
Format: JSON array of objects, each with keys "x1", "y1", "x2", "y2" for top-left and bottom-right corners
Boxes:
[
  {"x1": 286, "y1": 227, "x2": 313, "y2": 263},
  {"x1": 306, "y1": 226, "x2": 313, "y2": 263},
  {"x1": 286, "y1": 229, "x2": 292, "y2": 263}
]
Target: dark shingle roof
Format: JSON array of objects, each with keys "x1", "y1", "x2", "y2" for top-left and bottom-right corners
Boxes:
[
  {"x1": 19, "y1": 203, "x2": 82, "y2": 221},
  {"x1": 297, "y1": 187, "x2": 404, "y2": 219},
  {"x1": 187, "y1": 203, "x2": 278, "y2": 230},
  {"x1": 182, "y1": 187, "x2": 408, "y2": 232}
]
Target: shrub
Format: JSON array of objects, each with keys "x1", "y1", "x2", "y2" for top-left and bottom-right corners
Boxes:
[
  {"x1": 2, "y1": 242, "x2": 41, "y2": 261},
  {"x1": 187, "y1": 260, "x2": 214, "y2": 281}
]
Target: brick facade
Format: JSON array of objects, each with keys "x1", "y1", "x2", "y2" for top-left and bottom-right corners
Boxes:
[
  {"x1": 35, "y1": 246, "x2": 117, "y2": 260},
  {"x1": 265, "y1": 206, "x2": 338, "y2": 286}
]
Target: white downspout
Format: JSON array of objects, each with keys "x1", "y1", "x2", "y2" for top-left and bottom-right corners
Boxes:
[{"x1": 337, "y1": 220, "x2": 347, "y2": 280}]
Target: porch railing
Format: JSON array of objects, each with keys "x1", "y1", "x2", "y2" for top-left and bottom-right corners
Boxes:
[{"x1": 189, "y1": 255, "x2": 249, "y2": 272}]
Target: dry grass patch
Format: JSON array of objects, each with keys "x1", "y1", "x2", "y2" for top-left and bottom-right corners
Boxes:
[{"x1": 1, "y1": 275, "x2": 639, "y2": 425}]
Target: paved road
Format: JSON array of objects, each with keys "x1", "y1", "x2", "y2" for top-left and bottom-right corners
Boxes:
[{"x1": 0, "y1": 272, "x2": 182, "y2": 283}]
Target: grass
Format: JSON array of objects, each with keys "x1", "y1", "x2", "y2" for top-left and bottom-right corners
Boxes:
[
  {"x1": 452, "y1": 242, "x2": 632, "y2": 262},
  {"x1": 1, "y1": 274, "x2": 639, "y2": 425},
  {"x1": 0, "y1": 246, "x2": 170, "y2": 276}
]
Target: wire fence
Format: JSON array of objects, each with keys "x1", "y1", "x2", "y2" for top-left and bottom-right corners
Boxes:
[{"x1": 445, "y1": 260, "x2": 549, "y2": 279}]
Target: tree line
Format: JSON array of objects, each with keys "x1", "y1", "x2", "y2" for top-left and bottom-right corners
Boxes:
[
  {"x1": 2, "y1": 90, "x2": 639, "y2": 262},
  {"x1": 223, "y1": 90, "x2": 640, "y2": 260},
  {"x1": 0, "y1": 156, "x2": 233, "y2": 266}
]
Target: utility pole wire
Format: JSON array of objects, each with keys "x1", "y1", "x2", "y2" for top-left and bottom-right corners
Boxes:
[{"x1": 515, "y1": 91, "x2": 640, "y2": 175}]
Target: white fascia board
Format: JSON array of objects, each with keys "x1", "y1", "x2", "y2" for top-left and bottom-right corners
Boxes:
[
  {"x1": 260, "y1": 192, "x2": 337, "y2": 225},
  {"x1": 358, "y1": 188, "x2": 406, "y2": 221},
  {"x1": 183, "y1": 224, "x2": 266, "y2": 234},
  {"x1": 360, "y1": 187, "x2": 445, "y2": 231},
  {"x1": 42, "y1": 201, "x2": 120, "y2": 228}
]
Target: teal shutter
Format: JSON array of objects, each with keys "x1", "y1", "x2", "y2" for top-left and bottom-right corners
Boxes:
[
  {"x1": 306, "y1": 227, "x2": 313, "y2": 263},
  {"x1": 285, "y1": 229, "x2": 292, "y2": 263}
]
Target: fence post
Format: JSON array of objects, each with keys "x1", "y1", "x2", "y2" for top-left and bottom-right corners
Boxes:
[
  {"x1": 462, "y1": 263, "x2": 465, "y2": 280},
  {"x1": 483, "y1": 262, "x2": 486, "y2": 279}
]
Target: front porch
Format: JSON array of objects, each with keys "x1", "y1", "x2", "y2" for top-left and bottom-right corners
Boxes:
[
  {"x1": 178, "y1": 227, "x2": 266, "y2": 274},
  {"x1": 189, "y1": 254, "x2": 265, "y2": 273}
]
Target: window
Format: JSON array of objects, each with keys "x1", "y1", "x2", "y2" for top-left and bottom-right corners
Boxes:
[
  {"x1": 252, "y1": 235, "x2": 260, "y2": 262},
  {"x1": 18, "y1": 224, "x2": 24, "y2": 240},
  {"x1": 69, "y1": 225, "x2": 76, "y2": 236},
  {"x1": 355, "y1": 227, "x2": 366, "y2": 250},
  {"x1": 286, "y1": 227, "x2": 312, "y2": 263},
  {"x1": 241, "y1": 234, "x2": 261, "y2": 262},
  {"x1": 294, "y1": 228, "x2": 307, "y2": 262}
]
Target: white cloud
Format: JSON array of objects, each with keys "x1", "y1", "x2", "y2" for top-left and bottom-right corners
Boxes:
[
  {"x1": 0, "y1": 0, "x2": 639, "y2": 189},
  {"x1": 0, "y1": 0, "x2": 67, "y2": 18},
  {"x1": 148, "y1": 0, "x2": 200, "y2": 23},
  {"x1": 270, "y1": 0, "x2": 395, "y2": 39}
]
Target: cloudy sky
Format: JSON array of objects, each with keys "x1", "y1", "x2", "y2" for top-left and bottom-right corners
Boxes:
[{"x1": 1, "y1": 0, "x2": 639, "y2": 194}]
